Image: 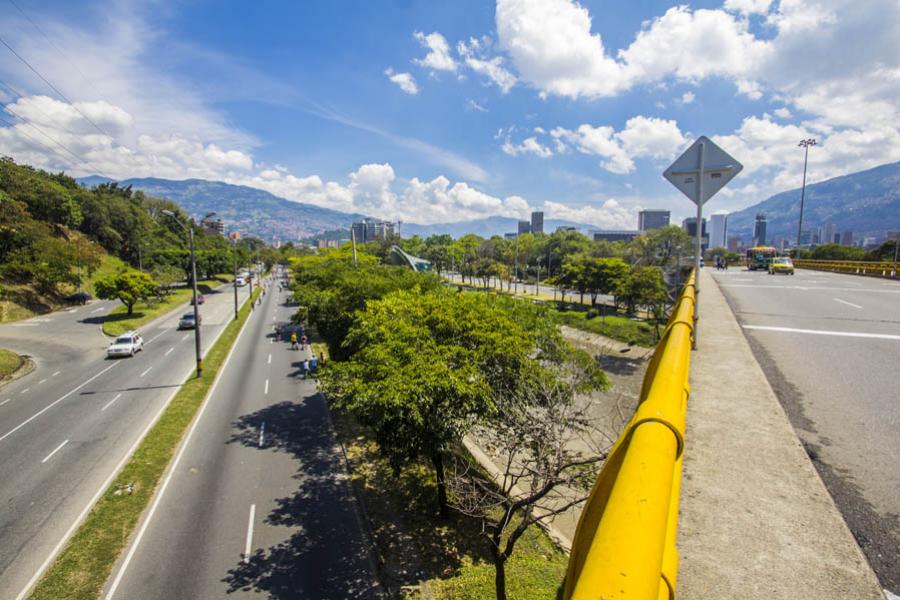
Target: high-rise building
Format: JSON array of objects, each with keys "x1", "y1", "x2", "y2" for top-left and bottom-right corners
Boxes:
[
  {"x1": 518, "y1": 220, "x2": 531, "y2": 235},
  {"x1": 709, "y1": 212, "x2": 728, "y2": 248},
  {"x1": 351, "y1": 218, "x2": 395, "y2": 243},
  {"x1": 682, "y1": 217, "x2": 709, "y2": 250},
  {"x1": 840, "y1": 230, "x2": 854, "y2": 246},
  {"x1": 727, "y1": 236, "x2": 741, "y2": 252},
  {"x1": 201, "y1": 217, "x2": 224, "y2": 236},
  {"x1": 823, "y1": 222, "x2": 838, "y2": 246},
  {"x1": 530, "y1": 211, "x2": 544, "y2": 235},
  {"x1": 753, "y1": 213, "x2": 767, "y2": 246},
  {"x1": 638, "y1": 209, "x2": 670, "y2": 232},
  {"x1": 592, "y1": 230, "x2": 639, "y2": 242}
]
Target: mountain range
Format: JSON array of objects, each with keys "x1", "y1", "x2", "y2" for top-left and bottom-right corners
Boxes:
[{"x1": 725, "y1": 161, "x2": 900, "y2": 242}]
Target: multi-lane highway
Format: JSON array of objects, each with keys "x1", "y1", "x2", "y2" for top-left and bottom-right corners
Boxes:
[
  {"x1": 103, "y1": 280, "x2": 379, "y2": 599},
  {"x1": 0, "y1": 284, "x2": 252, "y2": 599},
  {"x1": 712, "y1": 267, "x2": 900, "y2": 594}
]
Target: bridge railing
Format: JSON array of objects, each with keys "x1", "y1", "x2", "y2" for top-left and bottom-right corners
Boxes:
[
  {"x1": 794, "y1": 259, "x2": 897, "y2": 278},
  {"x1": 564, "y1": 270, "x2": 695, "y2": 600}
]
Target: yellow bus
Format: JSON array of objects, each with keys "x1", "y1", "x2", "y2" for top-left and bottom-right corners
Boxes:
[{"x1": 746, "y1": 246, "x2": 777, "y2": 271}]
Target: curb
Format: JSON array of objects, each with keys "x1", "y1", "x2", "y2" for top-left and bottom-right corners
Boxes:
[{"x1": 0, "y1": 354, "x2": 35, "y2": 389}]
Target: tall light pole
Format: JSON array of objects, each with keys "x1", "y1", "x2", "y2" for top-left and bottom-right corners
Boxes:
[
  {"x1": 230, "y1": 234, "x2": 240, "y2": 320},
  {"x1": 162, "y1": 209, "x2": 203, "y2": 378},
  {"x1": 796, "y1": 138, "x2": 817, "y2": 252}
]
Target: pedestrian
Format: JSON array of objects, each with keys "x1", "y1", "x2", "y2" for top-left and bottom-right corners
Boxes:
[
  {"x1": 300, "y1": 334, "x2": 308, "y2": 351},
  {"x1": 309, "y1": 354, "x2": 318, "y2": 375},
  {"x1": 290, "y1": 331, "x2": 298, "y2": 350},
  {"x1": 302, "y1": 358, "x2": 309, "y2": 379}
]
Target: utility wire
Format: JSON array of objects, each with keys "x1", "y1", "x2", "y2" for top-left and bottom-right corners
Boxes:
[
  {"x1": 0, "y1": 77, "x2": 83, "y2": 138},
  {"x1": 0, "y1": 113, "x2": 79, "y2": 168},
  {"x1": 7, "y1": 0, "x2": 98, "y2": 95},
  {"x1": 2, "y1": 101, "x2": 94, "y2": 169},
  {"x1": 0, "y1": 33, "x2": 113, "y2": 140}
]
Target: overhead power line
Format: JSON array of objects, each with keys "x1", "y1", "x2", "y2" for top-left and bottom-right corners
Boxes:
[
  {"x1": 0, "y1": 33, "x2": 113, "y2": 140},
  {"x1": 0, "y1": 113, "x2": 80, "y2": 168},
  {"x1": 0, "y1": 77, "x2": 83, "y2": 138}
]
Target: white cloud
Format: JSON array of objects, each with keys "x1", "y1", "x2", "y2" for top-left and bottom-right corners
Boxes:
[
  {"x1": 550, "y1": 116, "x2": 687, "y2": 174},
  {"x1": 542, "y1": 198, "x2": 635, "y2": 229},
  {"x1": 680, "y1": 91, "x2": 695, "y2": 104},
  {"x1": 723, "y1": 0, "x2": 774, "y2": 15},
  {"x1": 501, "y1": 136, "x2": 552, "y2": 158},
  {"x1": 457, "y1": 38, "x2": 517, "y2": 93},
  {"x1": 413, "y1": 31, "x2": 457, "y2": 72},
  {"x1": 384, "y1": 68, "x2": 419, "y2": 95},
  {"x1": 465, "y1": 99, "x2": 488, "y2": 112},
  {"x1": 401, "y1": 176, "x2": 532, "y2": 224},
  {"x1": 774, "y1": 107, "x2": 792, "y2": 118}
]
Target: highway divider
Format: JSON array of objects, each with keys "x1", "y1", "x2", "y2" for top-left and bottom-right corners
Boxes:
[
  {"x1": 794, "y1": 259, "x2": 897, "y2": 278},
  {"x1": 25, "y1": 285, "x2": 263, "y2": 600},
  {"x1": 563, "y1": 270, "x2": 695, "y2": 600}
]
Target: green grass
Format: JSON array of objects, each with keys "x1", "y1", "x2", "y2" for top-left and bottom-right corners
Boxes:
[
  {"x1": 82, "y1": 254, "x2": 128, "y2": 297},
  {"x1": 331, "y1": 412, "x2": 569, "y2": 599},
  {"x1": 0, "y1": 348, "x2": 24, "y2": 380},
  {"x1": 552, "y1": 307, "x2": 660, "y2": 347},
  {"x1": 29, "y1": 286, "x2": 262, "y2": 600},
  {"x1": 101, "y1": 278, "x2": 228, "y2": 337}
]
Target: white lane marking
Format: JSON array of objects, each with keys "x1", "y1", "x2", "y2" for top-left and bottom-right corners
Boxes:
[
  {"x1": 181, "y1": 333, "x2": 191, "y2": 342},
  {"x1": 91, "y1": 307, "x2": 104, "y2": 314},
  {"x1": 101, "y1": 393, "x2": 123, "y2": 412},
  {"x1": 271, "y1": 315, "x2": 276, "y2": 321},
  {"x1": 140, "y1": 367, "x2": 153, "y2": 378},
  {"x1": 743, "y1": 325, "x2": 900, "y2": 341},
  {"x1": 0, "y1": 398, "x2": 10, "y2": 407},
  {"x1": 833, "y1": 297, "x2": 863, "y2": 309},
  {"x1": 104, "y1": 308, "x2": 254, "y2": 600},
  {"x1": 38, "y1": 378, "x2": 47, "y2": 384},
  {"x1": 267, "y1": 353, "x2": 271, "y2": 364},
  {"x1": 52, "y1": 371, "x2": 60, "y2": 377},
  {"x1": 264, "y1": 379, "x2": 269, "y2": 395},
  {"x1": 41, "y1": 439, "x2": 69, "y2": 464},
  {"x1": 259, "y1": 422, "x2": 265, "y2": 448},
  {"x1": 164, "y1": 347, "x2": 174, "y2": 357},
  {"x1": 720, "y1": 284, "x2": 900, "y2": 294},
  {"x1": 883, "y1": 588, "x2": 900, "y2": 600},
  {"x1": 0, "y1": 361, "x2": 119, "y2": 445},
  {"x1": 147, "y1": 332, "x2": 165, "y2": 344},
  {"x1": 243, "y1": 504, "x2": 256, "y2": 563},
  {"x1": 21, "y1": 388, "x2": 30, "y2": 394}
]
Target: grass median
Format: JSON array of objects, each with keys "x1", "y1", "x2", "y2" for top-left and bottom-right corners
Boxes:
[
  {"x1": 0, "y1": 348, "x2": 24, "y2": 380},
  {"x1": 29, "y1": 286, "x2": 261, "y2": 600},
  {"x1": 101, "y1": 276, "x2": 235, "y2": 337},
  {"x1": 552, "y1": 308, "x2": 659, "y2": 347}
]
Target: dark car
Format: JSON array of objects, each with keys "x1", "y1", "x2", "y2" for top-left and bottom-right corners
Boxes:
[
  {"x1": 64, "y1": 291, "x2": 92, "y2": 305},
  {"x1": 191, "y1": 294, "x2": 205, "y2": 305}
]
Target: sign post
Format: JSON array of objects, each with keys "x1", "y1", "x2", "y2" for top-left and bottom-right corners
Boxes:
[{"x1": 664, "y1": 136, "x2": 743, "y2": 348}]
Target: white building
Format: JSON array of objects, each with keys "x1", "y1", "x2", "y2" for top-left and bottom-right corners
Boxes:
[{"x1": 709, "y1": 212, "x2": 728, "y2": 249}]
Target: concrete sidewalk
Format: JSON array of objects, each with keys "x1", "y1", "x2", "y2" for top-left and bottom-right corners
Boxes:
[{"x1": 677, "y1": 268, "x2": 884, "y2": 598}]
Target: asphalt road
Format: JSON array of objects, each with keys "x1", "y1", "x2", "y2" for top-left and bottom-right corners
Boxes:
[
  {"x1": 711, "y1": 267, "x2": 900, "y2": 594},
  {"x1": 104, "y1": 280, "x2": 379, "y2": 599},
  {"x1": 0, "y1": 283, "x2": 254, "y2": 599}
]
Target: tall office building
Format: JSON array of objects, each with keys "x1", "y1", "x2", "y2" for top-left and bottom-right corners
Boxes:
[
  {"x1": 709, "y1": 212, "x2": 728, "y2": 248},
  {"x1": 518, "y1": 220, "x2": 531, "y2": 235},
  {"x1": 638, "y1": 209, "x2": 670, "y2": 232},
  {"x1": 682, "y1": 217, "x2": 709, "y2": 250},
  {"x1": 840, "y1": 230, "x2": 854, "y2": 246},
  {"x1": 823, "y1": 223, "x2": 837, "y2": 245},
  {"x1": 753, "y1": 213, "x2": 767, "y2": 246},
  {"x1": 351, "y1": 218, "x2": 395, "y2": 243},
  {"x1": 530, "y1": 211, "x2": 544, "y2": 235}
]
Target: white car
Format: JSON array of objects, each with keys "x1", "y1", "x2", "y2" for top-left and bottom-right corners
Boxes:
[
  {"x1": 107, "y1": 332, "x2": 144, "y2": 358},
  {"x1": 235, "y1": 277, "x2": 247, "y2": 287}
]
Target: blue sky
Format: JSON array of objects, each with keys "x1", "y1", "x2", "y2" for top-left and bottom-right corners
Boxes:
[{"x1": 1, "y1": 0, "x2": 898, "y2": 228}]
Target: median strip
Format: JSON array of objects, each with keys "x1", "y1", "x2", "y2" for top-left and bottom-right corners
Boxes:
[{"x1": 25, "y1": 287, "x2": 262, "y2": 600}]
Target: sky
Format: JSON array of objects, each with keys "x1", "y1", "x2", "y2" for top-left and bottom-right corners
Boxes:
[{"x1": 0, "y1": 0, "x2": 898, "y2": 228}]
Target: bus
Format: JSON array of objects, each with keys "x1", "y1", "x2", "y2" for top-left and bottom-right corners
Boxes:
[{"x1": 746, "y1": 246, "x2": 777, "y2": 271}]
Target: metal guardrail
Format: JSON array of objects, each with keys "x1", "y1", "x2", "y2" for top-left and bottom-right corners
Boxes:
[
  {"x1": 564, "y1": 270, "x2": 695, "y2": 600},
  {"x1": 794, "y1": 259, "x2": 898, "y2": 278}
]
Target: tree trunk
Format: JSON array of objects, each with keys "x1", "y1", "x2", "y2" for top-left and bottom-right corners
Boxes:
[
  {"x1": 431, "y1": 451, "x2": 449, "y2": 518},
  {"x1": 126, "y1": 301, "x2": 134, "y2": 315},
  {"x1": 493, "y1": 551, "x2": 508, "y2": 600}
]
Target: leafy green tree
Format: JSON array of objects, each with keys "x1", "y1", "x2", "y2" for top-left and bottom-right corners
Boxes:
[
  {"x1": 633, "y1": 225, "x2": 693, "y2": 267},
  {"x1": 616, "y1": 266, "x2": 668, "y2": 329},
  {"x1": 320, "y1": 288, "x2": 565, "y2": 516},
  {"x1": 583, "y1": 257, "x2": 630, "y2": 306},
  {"x1": 94, "y1": 271, "x2": 157, "y2": 315},
  {"x1": 811, "y1": 243, "x2": 868, "y2": 261}
]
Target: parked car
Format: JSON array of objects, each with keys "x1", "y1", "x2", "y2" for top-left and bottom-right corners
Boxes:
[
  {"x1": 178, "y1": 312, "x2": 200, "y2": 329},
  {"x1": 64, "y1": 291, "x2": 92, "y2": 305},
  {"x1": 191, "y1": 294, "x2": 205, "y2": 305},
  {"x1": 768, "y1": 257, "x2": 795, "y2": 275},
  {"x1": 107, "y1": 332, "x2": 143, "y2": 358}
]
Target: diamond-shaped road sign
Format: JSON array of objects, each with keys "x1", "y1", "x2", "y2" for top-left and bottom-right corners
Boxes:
[{"x1": 664, "y1": 136, "x2": 743, "y2": 206}]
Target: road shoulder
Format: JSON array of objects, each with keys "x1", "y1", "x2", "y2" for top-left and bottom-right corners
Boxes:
[{"x1": 677, "y1": 268, "x2": 883, "y2": 599}]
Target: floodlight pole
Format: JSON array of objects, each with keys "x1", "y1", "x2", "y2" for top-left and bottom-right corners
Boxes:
[
  {"x1": 796, "y1": 139, "x2": 816, "y2": 252},
  {"x1": 694, "y1": 140, "x2": 705, "y2": 349}
]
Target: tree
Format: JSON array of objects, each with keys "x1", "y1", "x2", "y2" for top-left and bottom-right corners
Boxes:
[
  {"x1": 633, "y1": 226, "x2": 693, "y2": 267},
  {"x1": 94, "y1": 271, "x2": 157, "y2": 315},
  {"x1": 583, "y1": 257, "x2": 629, "y2": 306},
  {"x1": 151, "y1": 264, "x2": 184, "y2": 297},
  {"x1": 447, "y1": 353, "x2": 608, "y2": 600},
  {"x1": 615, "y1": 266, "x2": 669, "y2": 335},
  {"x1": 320, "y1": 288, "x2": 565, "y2": 517}
]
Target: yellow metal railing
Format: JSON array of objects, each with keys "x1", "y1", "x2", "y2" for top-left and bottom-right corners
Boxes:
[
  {"x1": 564, "y1": 270, "x2": 695, "y2": 600},
  {"x1": 794, "y1": 259, "x2": 897, "y2": 278}
]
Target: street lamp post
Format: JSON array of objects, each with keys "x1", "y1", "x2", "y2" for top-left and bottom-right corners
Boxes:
[
  {"x1": 231, "y1": 237, "x2": 239, "y2": 320},
  {"x1": 162, "y1": 209, "x2": 203, "y2": 378},
  {"x1": 796, "y1": 138, "x2": 817, "y2": 252}
]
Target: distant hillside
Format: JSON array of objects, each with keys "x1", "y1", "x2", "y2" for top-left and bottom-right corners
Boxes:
[
  {"x1": 401, "y1": 216, "x2": 596, "y2": 239},
  {"x1": 78, "y1": 177, "x2": 365, "y2": 242},
  {"x1": 727, "y1": 161, "x2": 900, "y2": 241}
]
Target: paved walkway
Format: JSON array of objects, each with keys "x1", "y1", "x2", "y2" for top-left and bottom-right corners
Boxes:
[{"x1": 677, "y1": 268, "x2": 884, "y2": 599}]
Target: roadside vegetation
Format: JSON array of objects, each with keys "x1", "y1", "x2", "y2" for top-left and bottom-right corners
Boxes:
[
  {"x1": 0, "y1": 348, "x2": 24, "y2": 380},
  {"x1": 552, "y1": 308, "x2": 659, "y2": 347},
  {"x1": 293, "y1": 250, "x2": 611, "y2": 599},
  {"x1": 29, "y1": 286, "x2": 262, "y2": 600},
  {"x1": 0, "y1": 157, "x2": 277, "y2": 323}
]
